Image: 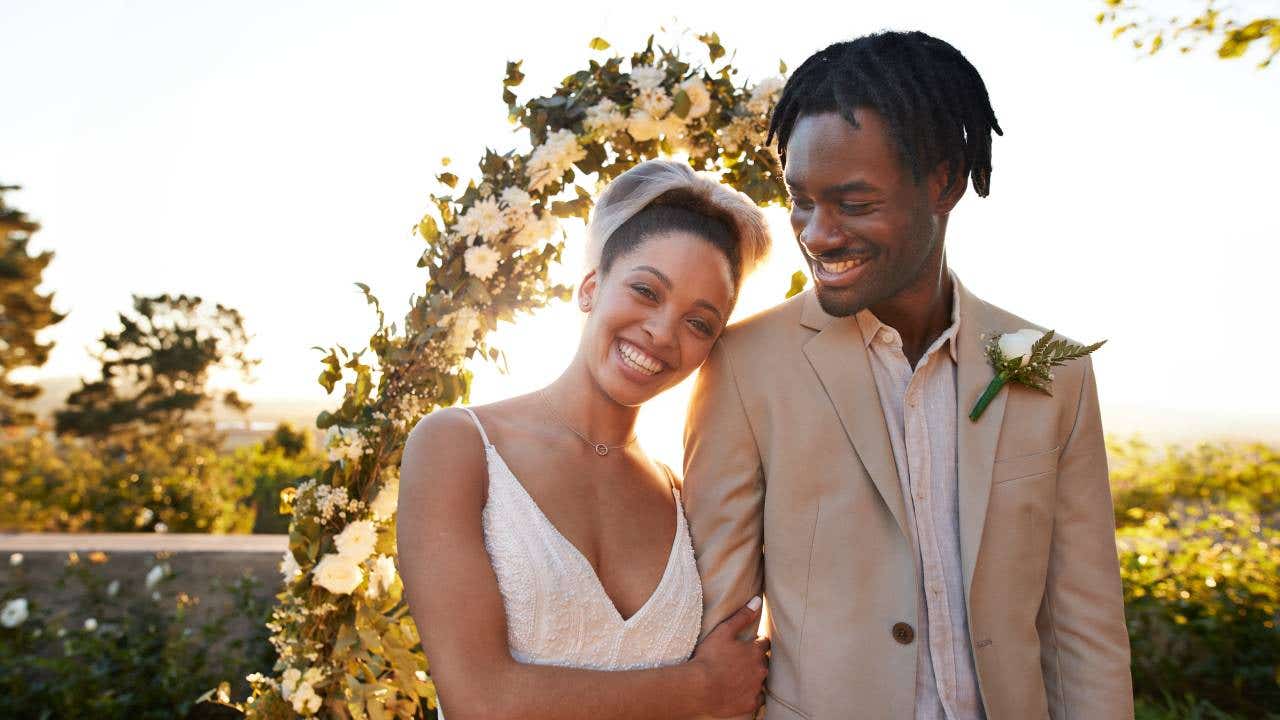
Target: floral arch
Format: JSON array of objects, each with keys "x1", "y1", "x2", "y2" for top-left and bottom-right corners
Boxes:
[{"x1": 231, "y1": 32, "x2": 790, "y2": 719}]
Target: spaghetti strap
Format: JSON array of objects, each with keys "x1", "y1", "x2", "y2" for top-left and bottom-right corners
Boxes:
[
  {"x1": 658, "y1": 461, "x2": 679, "y2": 496},
  {"x1": 458, "y1": 407, "x2": 493, "y2": 448}
]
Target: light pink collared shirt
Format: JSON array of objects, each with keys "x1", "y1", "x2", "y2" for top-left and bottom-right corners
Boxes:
[{"x1": 854, "y1": 278, "x2": 984, "y2": 720}]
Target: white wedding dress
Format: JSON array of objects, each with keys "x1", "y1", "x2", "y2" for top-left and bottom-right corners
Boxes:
[{"x1": 437, "y1": 408, "x2": 703, "y2": 719}]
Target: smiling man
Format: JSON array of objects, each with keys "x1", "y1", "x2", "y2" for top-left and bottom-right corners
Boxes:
[{"x1": 683, "y1": 31, "x2": 1133, "y2": 720}]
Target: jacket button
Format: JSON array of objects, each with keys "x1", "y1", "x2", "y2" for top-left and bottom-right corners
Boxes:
[{"x1": 892, "y1": 622, "x2": 915, "y2": 645}]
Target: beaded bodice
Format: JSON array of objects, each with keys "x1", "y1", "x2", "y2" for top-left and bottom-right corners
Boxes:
[{"x1": 462, "y1": 407, "x2": 702, "y2": 670}]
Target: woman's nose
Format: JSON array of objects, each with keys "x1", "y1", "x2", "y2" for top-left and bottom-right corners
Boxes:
[{"x1": 642, "y1": 311, "x2": 678, "y2": 350}]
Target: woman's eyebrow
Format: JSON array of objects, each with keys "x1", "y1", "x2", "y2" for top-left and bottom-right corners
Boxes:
[
  {"x1": 695, "y1": 300, "x2": 724, "y2": 321},
  {"x1": 632, "y1": 265, "x2": 673, "y2": 289}
]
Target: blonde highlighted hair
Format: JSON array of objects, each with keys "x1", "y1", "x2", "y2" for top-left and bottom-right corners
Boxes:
[{"x1": 584, "y1": 160, "x2": 771, "y2": 287}]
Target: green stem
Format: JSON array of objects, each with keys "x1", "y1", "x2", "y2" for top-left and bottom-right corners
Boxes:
[{"x1": 969, "y1": 372, "x2": 1008, "y2": 421}]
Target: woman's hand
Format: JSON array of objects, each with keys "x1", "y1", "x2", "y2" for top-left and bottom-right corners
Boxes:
[{"x1": 690, "y1": 596, "x2": 770, "y2": 718}]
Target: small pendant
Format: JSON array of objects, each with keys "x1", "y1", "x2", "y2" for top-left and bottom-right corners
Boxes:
[{"x1": 594, "y1": 443, "x2": 609, "y2": 456}]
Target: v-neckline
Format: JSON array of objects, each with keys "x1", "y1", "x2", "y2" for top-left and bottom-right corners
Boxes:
[{"x1": 483, "y1": 444, "x2": 683, "y2": 625}]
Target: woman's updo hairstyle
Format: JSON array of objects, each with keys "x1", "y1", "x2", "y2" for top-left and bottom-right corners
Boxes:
[{"x1": 585, "y1": 160, "x2": 771, "y2": 297}]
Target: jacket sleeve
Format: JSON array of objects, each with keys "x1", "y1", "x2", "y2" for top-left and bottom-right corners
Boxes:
[
  {"x1": 1039, "y1": 357, "x2": 1134, "y2": 719},
  {"x1": 683, "y1": 339, "x2": 766, "y2": 642}
]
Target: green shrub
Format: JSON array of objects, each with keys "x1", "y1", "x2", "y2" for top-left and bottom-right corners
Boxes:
[
  {"x1": 0, "y1": 426, "x2": 324, "y2": 534},
  {"x1": 0, "y1": 552, "x2": 276, "y2": 719},
  {"x1": 0, "y1": 433, "x2": 254, "y2": 533},
  {"x1": 1111, "y1": 439, "x2": 1280, "y2": 716}
]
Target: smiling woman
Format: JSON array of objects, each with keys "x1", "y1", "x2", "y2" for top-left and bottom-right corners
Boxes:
[{"x1": 395, "y1": 159, "x2": 774, "y2": 719}]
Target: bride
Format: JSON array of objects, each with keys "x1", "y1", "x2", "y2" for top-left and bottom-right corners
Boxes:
[{"x1": 397, "y1": 159, "x2": 773, "y2": 719}]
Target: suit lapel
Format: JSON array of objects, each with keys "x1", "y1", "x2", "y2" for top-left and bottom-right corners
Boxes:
[
  {"x1": 800, "y1": 292, "x2": 909, "y2": 541},
  {"x1": 955, "y1": 283, "x2": 1010, "y2": 597}
]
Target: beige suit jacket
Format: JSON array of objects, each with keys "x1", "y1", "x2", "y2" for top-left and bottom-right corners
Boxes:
[{"x1": 683, "y1": 283, "x2": 1133, "y2": 720}]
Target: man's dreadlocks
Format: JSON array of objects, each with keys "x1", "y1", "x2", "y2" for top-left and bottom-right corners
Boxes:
[{"x1": 767, "y1": 31, "x2": 1003, "y2": 197}]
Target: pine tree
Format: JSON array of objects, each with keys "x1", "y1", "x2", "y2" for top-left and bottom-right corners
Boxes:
[
  {"x1": 0, "y1": 184, "x2": 65, "y2": 428},
  {"x1": 55, "y1": 293, "x2": 258, "y2": 439}
]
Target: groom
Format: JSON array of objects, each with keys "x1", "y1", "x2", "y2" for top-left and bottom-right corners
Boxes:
[{"x1": 683, "y1": 31, "x2": 1133, "y2": 720}]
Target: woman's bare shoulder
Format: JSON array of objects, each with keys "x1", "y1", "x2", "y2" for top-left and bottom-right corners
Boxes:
[{"x1": 400, "y1": 408, "x2": 491, "y2": 507}]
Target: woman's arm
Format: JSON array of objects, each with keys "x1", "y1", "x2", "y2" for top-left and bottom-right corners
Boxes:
[{"x1": 396, "y1": 408, "x2": 767, "y2": 720}]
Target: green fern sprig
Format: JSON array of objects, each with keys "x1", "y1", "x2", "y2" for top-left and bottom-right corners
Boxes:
[{"x1": 970, "y1": 329, "x2": 1107, "y2": 420}]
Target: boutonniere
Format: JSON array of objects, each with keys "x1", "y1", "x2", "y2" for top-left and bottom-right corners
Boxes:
[{"x1": 968, "y1": 329, "x2": 1106, "y2": 421}]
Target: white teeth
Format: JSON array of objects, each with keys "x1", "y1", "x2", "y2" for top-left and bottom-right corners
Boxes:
[
  {"x1": 618, "y1": 340, "x2": 662, "y2": 375},
  {"x1": 820, "y1": 258, "x2": 865, "y2": 274}
]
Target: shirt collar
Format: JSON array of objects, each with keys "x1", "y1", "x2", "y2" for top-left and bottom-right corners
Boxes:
[{"x1": 855, "y1": 272, "x2": 963, "y2": 363}]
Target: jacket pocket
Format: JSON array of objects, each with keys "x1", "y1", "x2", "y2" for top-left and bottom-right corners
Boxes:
[{"x1": 992, "y1": 446, "x2": 1060, "y2": 485}]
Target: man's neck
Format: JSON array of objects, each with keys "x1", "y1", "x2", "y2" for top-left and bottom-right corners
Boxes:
[{"x1": 867, "y1": 259, "x2": 955, "y2": 368}]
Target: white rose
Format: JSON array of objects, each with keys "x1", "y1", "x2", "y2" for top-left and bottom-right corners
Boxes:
[
  {"x1": 627, "y1": 110, "x2": 664, "y2": 141},
  {"x1": 1, "y1": 598, "x2": 29, "y2": 628},
  {"x1": 280, "y1": 550, "x2": 302, "y2": 583},
  {"x1": 145, "y1": 563, "x2": 169, "y2": 590},
  {"x1": 106, "y1": 580, "x2": 120, "y2": 597},
  {"x1": 583, "y1": 98, "x2": 626, "y2": 137},
  {"x1": 463, "y1": 243, "x2": 500, "y2": 281},
  {"x1": 312, "y1": 553, "x2": 364, "y2": 595},
  {"x1": 334, "y1": 520, "x2": 378, "y2": 562},
  {"x1": 9, "y1": 553, "x2": 22, "y2": 567},
  {"x1": 369, "y1": 479, "x2": 400, "y2": 522},
  {"x1": 290, "y1": 682, "x2": 322, "y2": 715},
  {"x1": 154, "y1": 522, "x2": 168, "y2": 533},
  {"x1": 83, "y1": 617, "x2": 98, "y2": 632},
  {"x1": 679, "y1": 77, "x2": 712, "y2": 119},
  {"x1": 373, "y1": 554, "x2": 397, "y2": 594},
  {"x1": 281, "y1": 667, "x2": 302, "y2": 699},
  {"x1": 628, "y1": 64, "x2": 666, "y2": 92},
  {"x1": 997, "y1": 328, "x2": 1046, "y2": 366}
]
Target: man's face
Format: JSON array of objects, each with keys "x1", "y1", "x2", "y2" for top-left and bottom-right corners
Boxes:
[{"x1": 784, "y1": 109, "x2": 946, "y2": 318}]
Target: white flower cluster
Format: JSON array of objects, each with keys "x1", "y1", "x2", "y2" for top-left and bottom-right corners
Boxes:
[
  {"x1": 500, "y1": 186, "x2": 559, "y2": 249},
  {"x1": 294, "y1": 478, "x2": 365, "y2": 525},
  {"x1": 454, "y1": 196, "x2": 505, "y2": 242},
  {"x1": 442, "y1": 306, "x2": 482, "y2": 355},
  {"x1": 282, "y1": 667, "x2": 325, "y2": 715},
  {"x1": 716, "y1": 116, "x2": 763, "y2": 155},
  {"x1": 583, "y1": 98, "x2": 627, "y2": 137},
  {"x1": 746, "y1": 75, "x2": 786, "y2": 115},
  {"x1": 325, "y1": 426, "x2": 367, "y2": 464},
  {"x1": 525, "y1": 129, "x2": 586, "y2": 192}
]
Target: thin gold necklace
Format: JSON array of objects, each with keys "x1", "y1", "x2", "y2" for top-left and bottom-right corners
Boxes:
[{"x1": 538, "y1": 390, "x2": 637, "y2": 457}]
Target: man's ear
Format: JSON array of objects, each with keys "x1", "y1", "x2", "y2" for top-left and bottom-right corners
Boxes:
[
  {"x1": 928, "y1": 160, "x2": 968, "y2": 214},
  {"x1": 578, "y1": 269, "x2": 599, "y2": 312}
]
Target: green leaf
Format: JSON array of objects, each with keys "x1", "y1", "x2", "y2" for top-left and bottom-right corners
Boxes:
[
  {"x1": 672, "y1": 89, "x2": 691, "y2": 119},
  {"x1": 503, "y1": 60, "x2": 524, "y2": 87},
  {"x1": 417, "y1": 215, "x2": 440, "y2": 242},
  {"x1": 589, "y1": 37, "x2": 611, "y2": 51},
  {"x1": 785, "y1": 270, "x2": 808, "y2": 299},
  {"x1": 779, "y1": 59, "x2": 788, "y2": 74}
]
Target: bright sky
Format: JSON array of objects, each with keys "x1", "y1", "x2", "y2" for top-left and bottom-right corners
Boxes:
[{"x1": 3, "y1": 0, "x2": 1279, "y2": 467}]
